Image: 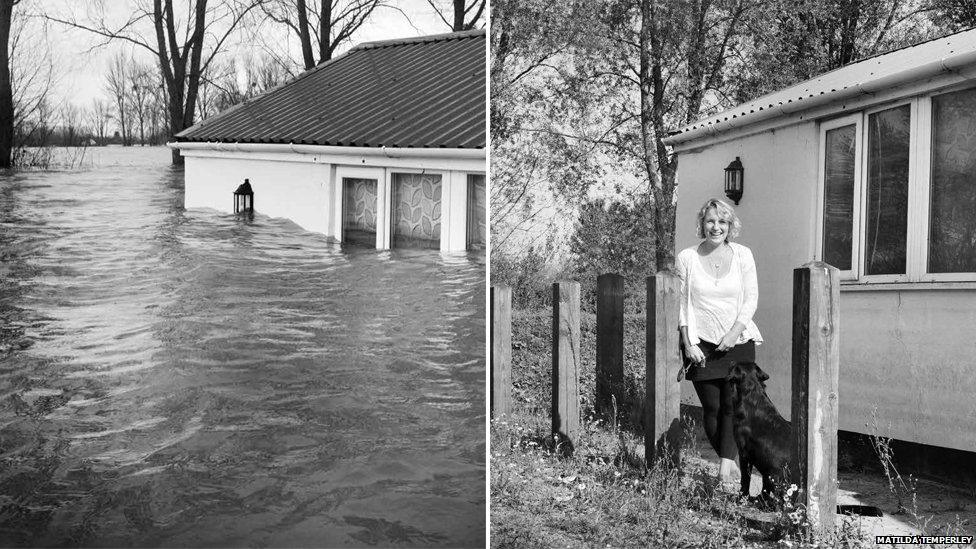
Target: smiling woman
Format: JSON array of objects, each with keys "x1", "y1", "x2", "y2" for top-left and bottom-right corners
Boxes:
[{"x1": 676, "y1": 198, "x2": 763, "y2": 488}]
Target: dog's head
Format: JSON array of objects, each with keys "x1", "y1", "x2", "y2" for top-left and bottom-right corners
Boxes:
[{"x1": 727, "y1": 361, "x2": 769, "y2": 397}]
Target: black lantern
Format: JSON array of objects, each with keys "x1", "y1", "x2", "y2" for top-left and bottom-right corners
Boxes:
[
  {"x1": 234, "y1": 179, "x2": 254, "y2": 213},
  {"x1": 724, "y1": 157, "x2": 744, "y2": 205}
]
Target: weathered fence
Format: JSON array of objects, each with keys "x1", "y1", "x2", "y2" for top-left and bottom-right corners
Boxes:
[
  {"x1": 552, "y1": 281, "x2": 581, "y2": 447},
  {"x1": 595, "y1": 273, "x2": 624, "y2": 417},
  {"x1": 791, "y1": 262, "x2": 840, "y2": 533},
  {"x1": 490, "y1": 285, "x2": 512, "y2": 417},
  {"x1": 489, "y1": 262, "x2": 840, "y2": 533},
  {"x1": 645, "y1": 272, "x2": 682, "y2": 466}
]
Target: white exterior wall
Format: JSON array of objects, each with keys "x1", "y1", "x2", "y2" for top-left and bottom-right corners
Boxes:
[
  {"x1": 185, "y1": 156, "x2": 333, "y2": 235},
  {"x1": 674, "y1": 121, "x2": 976, "y2": 453},
  {"x1": 178, "y1": 147, "x2": 485, "y2": 252},
  {"x1": 674, "y1": 122, "x2": 820, "y2": 417}
]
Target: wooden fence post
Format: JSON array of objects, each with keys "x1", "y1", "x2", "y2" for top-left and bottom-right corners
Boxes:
[
  {"x1": 491, "y1": 285, "x2": 513, "y2": 417},
  {"x1": 596, "y1": 273, "x2": 625, "y2": 418},
  {"x1": 791, "y1": 262, "x2": 840, "y2": 534},
  {"x1": 552, "y1": 281, "x2": 581, "y2": 448},
  {"x1": 645, "y1": 272, "x2": 681, "y2": 466}
]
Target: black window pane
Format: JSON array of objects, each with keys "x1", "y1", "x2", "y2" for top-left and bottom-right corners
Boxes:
[
  {"x1": 865, "y1": 105, "x2": 910, "y2": 275},
  {"x1": 823, "y1": 124, "x2": 856, "y2": 270},
  {"x1": 930, "y1": 88, "x2": 976, "y2": 273}
]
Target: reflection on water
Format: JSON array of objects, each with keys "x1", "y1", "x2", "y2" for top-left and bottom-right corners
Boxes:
[{"x1": 0, "y1": 147, "x2": 485, "y2": 547}]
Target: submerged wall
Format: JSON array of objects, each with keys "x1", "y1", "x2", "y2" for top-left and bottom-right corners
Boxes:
[
  {"x1": 177, "y1": 146, "x2": 485, "y2": 253},
  {"x1": 184, "y1": 155, "x2": 333, "y2": 235},
  {"x1": 673, "y1": 122, "x2": 976, "y2": 453}
]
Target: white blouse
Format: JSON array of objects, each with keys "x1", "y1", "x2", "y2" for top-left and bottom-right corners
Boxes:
[{"x1": 676, "y1": 242, "x2": 763, "y2": 346}]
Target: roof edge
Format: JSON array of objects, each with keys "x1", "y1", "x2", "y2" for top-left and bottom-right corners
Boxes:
[
  {"x1": 353, "y1": 28, "x2": 485, "y2": 51},
  {"x1": 665, "y1": 30, "x2": 976, "y2": 146},
  {"x1": 168, "y1": 141, "x2": 486, "y2": 159}
]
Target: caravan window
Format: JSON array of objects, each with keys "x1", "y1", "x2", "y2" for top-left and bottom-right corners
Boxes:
[
  {"x1": 864, "y1": 105, "x2": 911, "y2": 276},
  {"x1": 818, "y1": 87, "x2": 976, "y2": 284},
  {"x1": 930, "y1": 88, "x2": 976, "y2": 274},
  {"x1": 822, "y1": 124, "x2": 857, "y2": 272}
]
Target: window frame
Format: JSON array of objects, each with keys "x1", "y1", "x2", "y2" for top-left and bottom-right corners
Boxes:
[
  {"x1": 818, "y1": 88, "x2": 976, "y2": 285},
  {"x1": 335, "y1": 165, "x2": 386, "y2": 249},
  {"x1": 917, "y1": 89, "x2": 976, "y2": 282},
  {"x1": 387, "y1": 168, "x2": 449, "y2": 250},
  {"x1": 858, "y1": 99, "x2": 916, "y2": 284},
  {"x1": 465, "y1": 172, "x2": 487, "y2": 251},
  {"x1": 816, "y1": 113, "x2": 863, "y2": 281}
]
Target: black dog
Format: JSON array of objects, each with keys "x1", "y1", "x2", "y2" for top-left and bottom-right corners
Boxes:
[{"x1": 727, "y1": 361, "x2": 793, "y2": 500}]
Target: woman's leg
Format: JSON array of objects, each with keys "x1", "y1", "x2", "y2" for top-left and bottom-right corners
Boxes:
[
  {"x1": 692, "y1": 379, "x2": 723, "y2": 455},
  {"x1": 718, "y1": 376, "x2": 738, "y2": 460},
  {"x1": 717, "y1": 377, "x2": 741, "y2": 485}
]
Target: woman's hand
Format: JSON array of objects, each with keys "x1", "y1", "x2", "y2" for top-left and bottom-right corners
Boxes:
[
  {"x1": 685, "y1": 342, "x2": 705, "y2": 365},
  {"x1": 715, "y1": 331, "x2": 739, "y2": 352},
  {"x1": 716, "y1": 322, "x2": 747, "y2": 352}
]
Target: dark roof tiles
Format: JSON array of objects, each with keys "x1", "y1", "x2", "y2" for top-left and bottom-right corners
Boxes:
[{"x1": 177, "y1": 29, "x2": 485, "y2": 149}]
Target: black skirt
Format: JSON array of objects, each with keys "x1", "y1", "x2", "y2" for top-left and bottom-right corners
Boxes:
[{"x1": 683, "y1": 339, "x2": 756, "y2": 381}]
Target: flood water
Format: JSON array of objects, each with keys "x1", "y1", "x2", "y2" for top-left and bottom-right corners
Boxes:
[{"x1": 0, "y1": 147, "x2": 486, "y2": 547}]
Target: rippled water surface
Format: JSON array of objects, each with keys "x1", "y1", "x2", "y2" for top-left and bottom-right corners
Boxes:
[{"x1": 0, "y1": 147, "x2": 485, "y2": 547}]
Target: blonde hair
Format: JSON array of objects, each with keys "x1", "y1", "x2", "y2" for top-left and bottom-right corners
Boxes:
[{"x1": 696, "y1": 198, "x2": 741, "y2": 241}]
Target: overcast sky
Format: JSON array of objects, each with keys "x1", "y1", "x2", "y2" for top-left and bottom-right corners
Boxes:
[{"x1": 24, "y1": 0, "x2": 466, "y2": 111}]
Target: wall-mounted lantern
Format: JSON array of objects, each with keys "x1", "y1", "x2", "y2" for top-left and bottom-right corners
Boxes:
[
  {"x1": 724, "y1": 157, "x2": 744, "y2": 205},
  {"x1": 234, "y1": 179, "x2": 254, "y2": 213}
]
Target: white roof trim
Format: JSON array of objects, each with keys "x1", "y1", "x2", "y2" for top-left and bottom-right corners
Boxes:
[
  {"x1": 168, "y1": 141, "x2": 485, "y2": 159},
  {"x1": 665, "y1": 29, "x2": 976, "y2": 146}
]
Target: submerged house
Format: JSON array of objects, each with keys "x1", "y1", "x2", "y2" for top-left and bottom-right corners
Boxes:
[
  {"x1": 170, "y1": 30, "x2": 486, "y2": 252},
  {"x1": 667, "y1": 29, "x2": 976, "y2": 454}
]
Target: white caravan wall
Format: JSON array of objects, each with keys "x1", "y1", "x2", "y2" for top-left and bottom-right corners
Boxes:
[
  {"x1": 673, "y1": 122, "x2": 821, "y2": 417},
  {"x1": 674, "y1": 121, "x2": 976, "y2": 452}
]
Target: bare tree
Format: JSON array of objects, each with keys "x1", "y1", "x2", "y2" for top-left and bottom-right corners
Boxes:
[
  {"x1": 46, "y1": 0, "x2": 268, "y2": 164},
  {"x1": 427, "y1": 0, "x2": 484, "y2": 31},
  {"x1": 59, "y1": 102, "x2": 82, "y2": 146},
  {"x1": 200, "y1": 53, "x2": 288, "y2": 114},
  {"x1": 147, "y1": 74, "x2": 167, "y2": 144},
  {"x1": 88, "y1": 99, "x2": 111, "y2": 142},
  {"x1": 0, "y1": 0, "x2": 20, "y2": 167},
  {"x1": 195, "y1": 60, "x2": 218, "y2": 120},
  {"x1": 130, "y1": 61, "x2": 155, "y2": 145},
  {"x1": 105, "y1": 52, "x2": 131, "y2": 145},
  {"x1": 259, "y1": 0, "x2": 390, "y2": 70},
  {"x1": 8, "y1": 3, "x2": 56, "y2": 162}
]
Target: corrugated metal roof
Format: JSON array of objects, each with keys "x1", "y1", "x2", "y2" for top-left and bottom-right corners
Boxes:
[
  {"x1": 666, "y1": 28, "x2": 976, "y2": 145},
  {"x1": 176, "y1": 29, "x2": 485, "y2": 149}
]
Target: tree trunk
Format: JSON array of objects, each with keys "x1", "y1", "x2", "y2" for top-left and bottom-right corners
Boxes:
[
  {"x1": 297, "y1": 0, "x2": 315, "y2": 69},
  {"x1": 0, "y1": 0, "x2": 15, "y2": 168},
  {"x1": 453, "y1": 0, "x2": 464, "y2": 30},
  {"x1": 639, "y1": 0, "x2": 678, "y2": 272},
  {"x1": 319, "y1": 0, "x2": 332, "y2": 62}
]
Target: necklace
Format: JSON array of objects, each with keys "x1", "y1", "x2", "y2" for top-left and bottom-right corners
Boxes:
[{"x1": 702, "y1": 244, "x2": 729, "y2": 284}]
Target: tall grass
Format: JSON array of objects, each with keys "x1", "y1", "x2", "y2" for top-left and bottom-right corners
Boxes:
[
  {"x1": 12, "y1": 146, "x2": 92, "y2": 170},
  {"x1": 490, "y1": 410, "x2": 885, "y2": 548}
]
